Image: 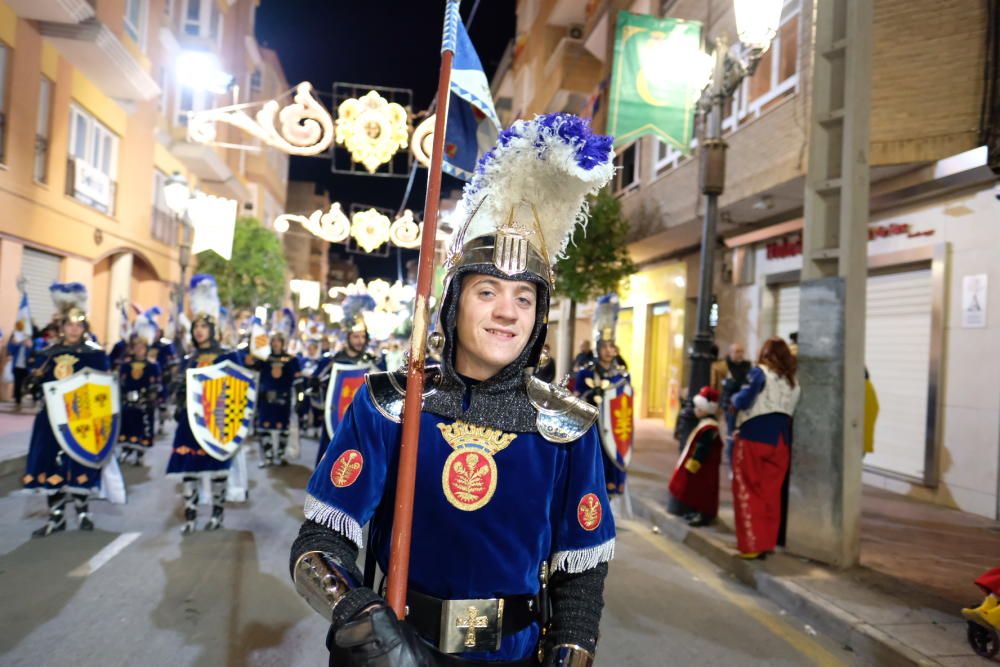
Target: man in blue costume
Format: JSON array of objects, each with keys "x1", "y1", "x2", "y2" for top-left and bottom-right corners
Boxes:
[
  {"x1": 245, "y1": 331, "x2": 301, "y2": 467},
  {"x1": 23, "y1": 283, "x2": 110, "y2": 537},
  {"x1": 145, "y1": 309, "x2": 178, "y2": 434},
  {"x1": 290, "y1": 114, "x2": 617, "y2": 666},
  {"x1": 166, "y1": 275, "x2": 240, "y2": 534},
  {"x1": 117, "y1": 332, "x2": 162, "y2": 466}
]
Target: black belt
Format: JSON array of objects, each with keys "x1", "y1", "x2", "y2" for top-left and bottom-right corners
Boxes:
[
  {"x1": 406, "y1": 588, "x2": 539, "y2": 652},
  {"x1": 428, "y1": 648, "x2": 538, "y2": 667}
]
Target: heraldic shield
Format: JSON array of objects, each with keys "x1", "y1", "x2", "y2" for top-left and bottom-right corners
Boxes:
[
  {"x1": 600, "y1": 377, "x2": 634, "y2": 471},
  {"x1": 44, "y1": 369, "x2": 121, "y2": 468},
  {"x1": 324, "y1": 364, "x2": 368, "y2": 438},
  {"x1": 186, "y1": 360, "x2": 259, "y2": 462}
]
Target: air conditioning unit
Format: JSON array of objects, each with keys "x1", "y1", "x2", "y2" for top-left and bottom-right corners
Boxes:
[{"x1": 568, "y1": 23, "x2": 584, "y2": 40}]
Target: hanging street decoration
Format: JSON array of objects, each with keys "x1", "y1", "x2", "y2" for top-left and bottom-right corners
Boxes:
[
  {"x1": 274, "y1": 203, "x2": 351, "y2": 243},
  {"x1": 411, "y1": 114, "x2": 435, "y2": 168},
  {"x1": 326, "y1": 278, "x2": 418, "y2": 341},
  {"x1": 187, "y1": 82, "x2": 335, "y2": 156},
  {"x1": 387, "y1": 209, "x2": 423, "y2": 248},
  {"x1": 335, "y1": 90, "x2": 410, "y2": 173},
  {"x1": 350, "y1": 208, "x2": 392, "y2": 253}
]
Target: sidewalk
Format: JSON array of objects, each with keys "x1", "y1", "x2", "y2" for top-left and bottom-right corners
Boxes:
[{"x1": 626, "y1": 418, "x2": 1000, "y2": 666}]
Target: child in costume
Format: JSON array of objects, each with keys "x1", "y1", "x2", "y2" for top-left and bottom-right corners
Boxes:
[
  {"x1": 668, "y1": 386, "x2": 723, "y2": 527},
  {"x1": 964, "y1": 567, "x2": 1000, "y2": 629},
  {"x1": 117, "y1": 327, "x2": 162, "y2": 466}
]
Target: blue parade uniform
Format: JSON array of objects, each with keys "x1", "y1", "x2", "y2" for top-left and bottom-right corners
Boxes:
[
  {"x1": 23, "y1": 340, "x2": 110, "y2": 495},
  {"x1": 117, "y1": 356, "x2": 162, "y2": 459},
  {"x1": 314, "y1": 349, "x2": 385, "y2": 466},
  {"x1": 247, "y1": 353, "x2": 301, "y2": 430},
  {"x1": 574, "y1": 361, "x2": 629, "y2": 495},
  {"x1": 165, "y1": 344, "x2": 240, "y2": 476},
  {"x1": 304, "y1": 383, "x2": 615, "y2": 662}
]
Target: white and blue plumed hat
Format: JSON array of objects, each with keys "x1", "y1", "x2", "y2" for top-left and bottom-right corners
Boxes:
[
  {"x1": 188, "y1": 274, "x2": 221, "y2": 325},
  {"x1": 133, "y1": 306, "x2": 162, "y2": 346},
  {"x1": 593, "y1": 293, "x2": 620, "y2": 345},
  {"x1": 446, "y1": 113, "x2": 616, "y2": 287},
  {"x1": 50, "y1": 282, "x2": 89, "y2": 323}
]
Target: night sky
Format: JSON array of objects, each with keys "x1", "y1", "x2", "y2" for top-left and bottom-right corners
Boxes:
[{"x1": 254, "y1": 0, "x2": 516, "y2": 281}]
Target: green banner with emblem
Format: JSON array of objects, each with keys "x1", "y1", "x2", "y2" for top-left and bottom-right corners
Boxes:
[{"x1": 607, "y1": 12, "x2": 703, "y2": 151}]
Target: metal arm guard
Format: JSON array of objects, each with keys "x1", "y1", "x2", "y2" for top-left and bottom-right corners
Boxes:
[
  {"x1": 545, "y1": 644, "x2": 595, "y2": 666},
  {"x1": 292, "y1": 550, "x2": 364, "y2": 621}
]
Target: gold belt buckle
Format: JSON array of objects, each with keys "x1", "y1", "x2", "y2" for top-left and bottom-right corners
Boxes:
[{"x1": 439, "y1": 597, "x2": 505, "y2": 654}]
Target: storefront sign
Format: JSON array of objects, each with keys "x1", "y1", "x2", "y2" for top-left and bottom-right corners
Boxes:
[
  {"x1": 765, "y1": 223, "x2": 934, "y2": 260},
  {"x1": 961, "y1": 274, "x2": 988, "y2": 329}
]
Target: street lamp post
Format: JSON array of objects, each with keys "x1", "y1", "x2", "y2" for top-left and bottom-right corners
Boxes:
[
  {"x1": 674, "y1": 1, "x2": 782, "y2": 447},
  {"x1": 164, "y1": 171, "x2": 194, "y2": 351}
]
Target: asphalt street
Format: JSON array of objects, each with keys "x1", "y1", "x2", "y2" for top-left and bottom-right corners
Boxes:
[{"x1": 0, "y1": 422, "x2": 865, "y2": 666}]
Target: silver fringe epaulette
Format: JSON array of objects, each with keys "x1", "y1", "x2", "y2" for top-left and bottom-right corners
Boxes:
[
  {"x1": 365, "y1": 367, "x2": 443, "y2": 423},
  {"x1": 526, "y1": 375, "x2": 598, "y2": 444}
]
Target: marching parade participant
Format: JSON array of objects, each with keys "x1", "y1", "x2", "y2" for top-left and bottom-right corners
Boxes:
[
  {"x1": 117, "y1": 321, "x2": 162, "y2": 466},
  {"x1": 23, "y1": 283, "x2": 113, "y2": 537},
  {"x1": 245, "y1": 319, "x2": 302, "y2": 467},
  {"x1": 668, "y1": 386, "x2": 723, "y2": 527},
  {"x1": 297, "y1": 337, "x2": 324, "y2": 437},
  {"x1": 574, "y1": 294, "x2": 634, "y2": 497},
  {"x1": 312, "y1": 308, "x2": 386, "y2": 466},
  {"x1": 146, "y1": 308, "x2": 178, "y2": 434},
  {"x1": 290, "y1": 113, "x2": 616, "y2": 666},
  {"x1": 166, "y1": 275, "x2": 246, "y2": 534}
]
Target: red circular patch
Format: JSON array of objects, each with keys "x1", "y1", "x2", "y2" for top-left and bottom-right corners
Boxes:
[
  {"x1": 577, "y1": 493, "x2": 602, "y2": 531},
  {"x1": 443, "y1": 450, "x2": 497, "y2": 511},
  {"x1": 330, "y1": 449, "x2": 364, "y2": 488}
]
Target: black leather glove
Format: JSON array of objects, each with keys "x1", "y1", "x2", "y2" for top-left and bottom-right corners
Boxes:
[{"x1": 329, "y1": 601, "x2": 432, "y2": 667}]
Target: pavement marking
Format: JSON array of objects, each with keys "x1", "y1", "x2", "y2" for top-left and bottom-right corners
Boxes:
[
  {"x1": 620, "y1": 519, "x2": 846, "y2": 667},
  {"x1": 69, "y1": 532, "x2": 141, "y2": 578}
]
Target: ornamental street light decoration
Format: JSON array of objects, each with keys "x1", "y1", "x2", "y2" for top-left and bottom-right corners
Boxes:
[
  {"x1": 673, "y1": 0, "x2": 783, "y2": 446},
  {"x1": 274, "y1": 206, "x2": 424, "y2": 254},
  {"x1": 349, "y1": 208, "x2": 392, "y2": 253},
  {"x1": 334, "y1": 90, "x2": 410, "y2": 173}
]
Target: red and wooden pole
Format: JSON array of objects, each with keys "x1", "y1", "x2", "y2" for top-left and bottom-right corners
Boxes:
[{"x1": 384, "y1": 3, "x2": 456, "y2": 618}]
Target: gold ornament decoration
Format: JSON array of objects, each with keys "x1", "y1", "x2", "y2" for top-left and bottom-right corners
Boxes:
[
  {"x1": 410, "y1": 114, "x2": 435, "y2": 168},
  {"x1": 274, "y1": 203, "x2": 351, "y2": 244},
  {"x1": 350, "y1": 208, "x2": 392, "y2": 253},
  {"x1": 388, "y1": 209, "x2": 423, "y2": 248},
  {"x1": 188, "y1": 82, "x2": 335, "y2": 156},
  {"x1": 335, "y1": 90, "x2": 409, "y2": 173}
]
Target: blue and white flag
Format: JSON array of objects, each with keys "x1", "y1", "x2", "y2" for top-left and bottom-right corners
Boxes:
[
  {"x1": 14, "y1": 293, "x2": 31, "y2": 340},
  {"x1": 441, "y1": 0, "x2": 502, "y2": 181}
]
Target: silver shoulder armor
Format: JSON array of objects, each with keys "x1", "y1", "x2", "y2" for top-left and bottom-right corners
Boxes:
[
  {"x1": 526, "y1": 375, "x2": 598, "y2": 444},
  {"x1": 365, "y1": 367, "x2": 442, "y2": 423}
]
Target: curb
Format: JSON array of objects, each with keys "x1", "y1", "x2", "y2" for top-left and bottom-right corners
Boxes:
[
  {"x1": 0, "y1": 454, "x2": 26, "y2": 479},
  {"x1": 629, "y1": 493, "x2": 943, "y2": 667}
]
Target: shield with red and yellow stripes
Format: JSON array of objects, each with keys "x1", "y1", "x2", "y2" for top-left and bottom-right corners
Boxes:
[
  {"x1": 186, "y1": 360, "x2": 259, "y2": 462},
  {"x1": 600, "y1": 377, "x2": 634, "y2": 472},
  {"x1": 44, "y1": 369, "x2": 121, "y2": 468}
]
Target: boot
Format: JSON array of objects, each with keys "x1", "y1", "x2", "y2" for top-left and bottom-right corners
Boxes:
[
  {"x1": 276, "y1": 431, "x2": 288, "y2": 466},
  {"x1": 73, "y1": 494, "x2": 94, "y2": 531},
  {"x1": 32, "y1": 492, "x2": 67, "y2": 538},
  {"x1": 258, "y1": 434, "x2": 274, "y2": 468},
  {"x1": 181, "y1": 478, "x2": 198, "y2": 535},
  {"x1": 204, "y1": 476, "x2": 226, "y2": 531}
]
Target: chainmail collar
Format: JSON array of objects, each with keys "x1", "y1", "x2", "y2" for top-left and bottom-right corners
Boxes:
[{"x1": 422, "y1": 264, "x2": 550, "y2": 433}]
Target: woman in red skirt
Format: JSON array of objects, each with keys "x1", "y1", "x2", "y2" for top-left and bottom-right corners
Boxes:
[{"x1": 730, "y1": 337, "x2": 801, "y2": 559}]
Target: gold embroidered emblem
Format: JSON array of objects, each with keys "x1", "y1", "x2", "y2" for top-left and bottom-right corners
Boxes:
[
  {"x1": 131, "y1": 361, "x2": 146, "y2": 380},
  {"x1": 54, "y1": 354, "x2": 78, "y2": 380},
  {"x1": 577, "y1": 493, "x2": 602, "y2": 531},
  {"x1": 456, "y1": 606, "x2": 489, "y2": 648},
  {"x1": 437, "y1": 421, "x2": 516, "y2": 512},
  {"x1": 331, "y1": 449, "x2": 364, "y2": 487}
]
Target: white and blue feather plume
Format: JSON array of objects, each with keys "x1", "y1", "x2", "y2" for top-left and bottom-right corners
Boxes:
[
  {"x1": 50, "y1": 282, "x2": 88, "y2": 315},
  {"x1": 457, "y1": 113, "x2": 615, "y2": 261},
  {"x1": 188, "y1": 274, "x2": 220, "y2": 323}
]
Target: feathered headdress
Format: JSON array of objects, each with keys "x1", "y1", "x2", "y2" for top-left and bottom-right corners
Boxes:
[
  {"x1": 133, "y1": 306, "x2": 161, "y2": 345},
  {"x1": 50, "y1": 282, "x2": 88, "y2": 322},
  {"x1": 447, "y1": 113, "x2": 615, "y2": 284},
  {"x1": 188, "y1": 274, "x2": 220, "y2": 324},
  {"x1": 593, "y1": 293, "x2": 620, "y2": 345},
  {"x1": 343, "y1": 293, "x2": 376, "y2": 335}
]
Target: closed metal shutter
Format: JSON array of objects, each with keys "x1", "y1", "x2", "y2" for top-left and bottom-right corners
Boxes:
[
  {"x1": 863, "y1": 268, "x2": 933, "y2": 480},
  {"x1": 21, "y1": 247, "x2": 62, "y2": 329},
  {"x1": 774, "y1": 284, "x2": 800, "y2": 342}
]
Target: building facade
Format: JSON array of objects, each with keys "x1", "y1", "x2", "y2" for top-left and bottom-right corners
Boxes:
[
  {"x1": 0, "y1": 0, "x2": 289, "y2": 352},
  {"x1": 509, "y1": 0, "x2": 999, "y2": 518}
]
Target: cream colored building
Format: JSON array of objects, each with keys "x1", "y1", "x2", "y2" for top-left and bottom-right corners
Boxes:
[
  {"x1": 510, "y1": 0, "x2": 999, "y2": 518},
  {"x1": 0, "y1": 0, "x2": 289, "y2": 353}
]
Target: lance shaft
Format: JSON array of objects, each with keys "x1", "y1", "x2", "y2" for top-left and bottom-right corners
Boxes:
[{"x1": 385, "y1": 33, "x2": 454, "y2": 617}]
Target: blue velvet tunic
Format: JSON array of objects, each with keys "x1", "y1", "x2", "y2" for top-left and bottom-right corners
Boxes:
[
  {"x1": 118, "y1": 359, "x2": 162, "y2": 449},
  {"x1": 165, "y1": 346, "x2": 240, "y2": 476},
  {"x1": 246, "y1": 353, "x2": 301, "y2": 430},
  {"x1": 23, "y1": 341, "x2": 110, "y2": 495},
  {"x1": 305, "y1": 386, "x2": 616, "y2": 662}
]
